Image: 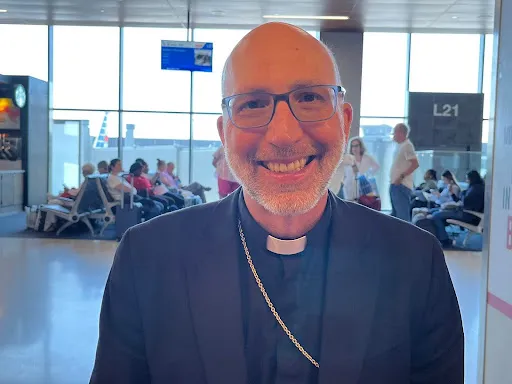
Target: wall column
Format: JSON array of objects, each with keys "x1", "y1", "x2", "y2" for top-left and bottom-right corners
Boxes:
[{"x1": 320, "y1": 31, "x2": 363, "y2": 140}]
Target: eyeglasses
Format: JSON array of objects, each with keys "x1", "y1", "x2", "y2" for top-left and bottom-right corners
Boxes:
[{"x1": 221, "y1": 85, "x2": 345, "y2": 129}]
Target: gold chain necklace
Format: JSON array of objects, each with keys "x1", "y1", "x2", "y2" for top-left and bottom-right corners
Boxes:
[{"x1": 238, "y1": 219, "x2": 320, "y2": 368}]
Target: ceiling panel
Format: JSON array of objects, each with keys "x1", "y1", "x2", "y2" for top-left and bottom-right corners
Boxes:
[{"x1": 0, "y1": 0, "x2": 495, "y2": 32}]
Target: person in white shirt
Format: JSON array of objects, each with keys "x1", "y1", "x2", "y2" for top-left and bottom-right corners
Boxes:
[
  {"x1": 330, "y1": 137, "x2": 380, "y2": 200},
  {"x1": 389, "y1": 123, "x2": 419, "y2": 221},
  {"x1": 107, "y1": 159, "x2": 137, "y2": 202},
  {"x1": 348, "y1": 136, "x2": 380, "y2": 176},
  {"x1": 107, "y1": 158, "x2": 163, "y2": 220}
]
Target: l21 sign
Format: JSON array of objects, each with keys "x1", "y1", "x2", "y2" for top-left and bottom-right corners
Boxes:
[{"x1": 408, "y1": 92, "x2": 484, "y2": 151}]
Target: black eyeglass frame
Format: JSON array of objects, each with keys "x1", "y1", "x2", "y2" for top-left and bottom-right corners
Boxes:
[{"x1": 221, "y1": 85, "x2": 346, "y2": 129}]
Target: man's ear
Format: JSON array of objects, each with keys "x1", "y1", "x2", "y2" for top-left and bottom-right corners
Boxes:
[
  {"x1": 342, "y1": 102, "x2": 353, "y2": 141},
  {"x1": 217, "y1": 115, "x2": 226, "y2": 146}
]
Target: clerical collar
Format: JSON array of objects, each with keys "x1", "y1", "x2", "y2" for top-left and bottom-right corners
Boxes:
[
  {"x1": 237, "y1": 191, "x2": 332, "y2": 256},
  {"x1": 266, "y1": 234, "x2": 307, "y2": 255}
]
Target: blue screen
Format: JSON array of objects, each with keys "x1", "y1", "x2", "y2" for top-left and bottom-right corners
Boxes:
[{"x1": 161, "y1": 41, "x2": 213, "y2": 72}]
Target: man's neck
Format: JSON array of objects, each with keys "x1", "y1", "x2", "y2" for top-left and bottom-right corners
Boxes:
[{"x1": 243, "y1": 191, "x2": 328, "y2": 239}]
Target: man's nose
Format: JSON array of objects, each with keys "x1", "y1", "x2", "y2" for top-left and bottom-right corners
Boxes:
[{"x1": 264, "y1": 101, "x2": 304, "y2": 147}]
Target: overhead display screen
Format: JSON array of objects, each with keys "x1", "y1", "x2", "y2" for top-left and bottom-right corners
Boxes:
[{"x1": 161, "y1": 41, "x2": 213, "y2": 72}]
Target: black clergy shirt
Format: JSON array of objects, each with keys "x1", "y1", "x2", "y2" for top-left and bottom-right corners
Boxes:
[{"x1": 238, "y1": 192, "x2": 333, "y2": 384}]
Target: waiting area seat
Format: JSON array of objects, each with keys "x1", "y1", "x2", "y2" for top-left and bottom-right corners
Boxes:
[
  {"x1": 447, "y1": 210, "x2": 485, "y2": 247},
  {"x1": 90, "y1": 175, "x2": 144, "y2": 236},
  {"x1": 40, "y1": 177, "x2": 104, "y2": 236}
]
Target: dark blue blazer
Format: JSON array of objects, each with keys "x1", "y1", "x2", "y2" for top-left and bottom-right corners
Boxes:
[{"x1": 90, "y1": 189, "x2": 464, "y2": 384}]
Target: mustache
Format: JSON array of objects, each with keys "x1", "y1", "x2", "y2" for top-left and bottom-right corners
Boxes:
[{"x1": 250, "y1": 143, "x2": 325, "y2": 161}]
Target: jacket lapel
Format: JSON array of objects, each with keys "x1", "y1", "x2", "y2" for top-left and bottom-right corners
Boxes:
[
  {"x1": 185, "y1": 189, "x2": 248, "y2": 384},
  {"x1": 318, "y1": 197, "x2": 381, "y2": 384}
]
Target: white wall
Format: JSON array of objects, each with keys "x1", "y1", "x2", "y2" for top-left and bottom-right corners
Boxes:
[{"x1": 482, "y1": 0, "x2": 512, "y2": 381}]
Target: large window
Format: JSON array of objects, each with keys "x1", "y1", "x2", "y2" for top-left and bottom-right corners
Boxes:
[
  {"x1": 191, "y1": 113, "x2": 222, "y2": 202},
  {"x1": 120, "y1": 112, "x2": 190, "y2": 183},
  {"x1": 409, "y1": 34, "x2": 482, "y2": 93},
  {"x1": 123, "y1": 28, "x2": 191, "y2": 112},
  {"x1": 360, "y1": 117, "x2": 404, "y2": 211},
  {"x1": 50, "y1": 110, "x2": 119, "y2": 195},
  {"x1": 53, "y1": 26, "x2": 120, "y2": 110},
  {"x1": 361, "y1": 33, "x2": 409, "y2": 118},
  {"x1": 5, "y1": 25, "x2": 487, "y2": 202},
  {"x1": 191, "y1": 29, "x2": 250, "y2": 113},
  {"x1": 0, "y1": 25, "x2": 48, "y2": 81}
]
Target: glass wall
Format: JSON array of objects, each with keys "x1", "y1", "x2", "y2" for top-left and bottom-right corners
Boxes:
[
  {"x1": 360, "y1": 32, "x2": 490, "y2": 210},
  {"x1": 53, "y1": 26, "x2": 120, "y2": 110},
  {"x1": 1, "y1": 24, "x2": 492, "y2": 204},
  {"x1": 409, "y1": 34, "x2": 482, "y2": 93},
  {"x1": 360, "y1": 33, "x2": 409, "y2": 118},
  {"x1": 49, "y1": 110, "x2": 119, "y2": 195}
]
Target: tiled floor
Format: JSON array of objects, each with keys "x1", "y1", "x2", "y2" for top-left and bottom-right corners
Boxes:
[{"x1": 0, "y1": 238, "x2": 483, "y2": 384}]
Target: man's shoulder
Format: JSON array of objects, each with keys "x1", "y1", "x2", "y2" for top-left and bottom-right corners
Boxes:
[
  {"x1": 337, "y1": 200, "x2": 436, "y2": 250},
  {"x1": 404, "y1": 139, "x2": 416, "y2": 150},
  {"x1": 336, "y1": 201, "x2": 441, "y2": 285}
]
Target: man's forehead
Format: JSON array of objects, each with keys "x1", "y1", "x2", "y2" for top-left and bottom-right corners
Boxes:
[{"x1": 223, "y1": 23, "x2": 339, "y2": 96}]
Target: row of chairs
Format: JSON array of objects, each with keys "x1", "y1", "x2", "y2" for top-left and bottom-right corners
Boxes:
[
  {"x1": 40, "y1": 175, "x2": 131, "y2": 237},
  {"x1": 416, "y1": 191, "x2": 485, "y2": 247}
]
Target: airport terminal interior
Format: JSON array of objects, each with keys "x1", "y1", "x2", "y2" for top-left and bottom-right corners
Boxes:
[{"x1": 1, "y1": 0, "x2": 511, "y2": 383}]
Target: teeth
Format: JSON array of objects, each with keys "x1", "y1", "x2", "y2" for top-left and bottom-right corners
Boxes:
[{"x1": 263, "y1": 157, "x2": 311, "y2": 173}]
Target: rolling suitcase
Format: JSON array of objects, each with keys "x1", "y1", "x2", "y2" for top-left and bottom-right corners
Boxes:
[{"x1": 116, "y1": 175, "x2": 142, "y2": 241}]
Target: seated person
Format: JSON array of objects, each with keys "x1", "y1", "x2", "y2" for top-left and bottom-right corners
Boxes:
[
  {"x1": 97, "y1": 160, "x2": 109, "y2": 175},
  {"x1": 135, "y1": 158, "x2": 160, "y2": 184},
  {"x1": 107, "y1": 158, "x2": 164, "y2": 220},
  {"x1": 413, "y1": 170, "x2": 460, "y2": 211},
  {"x1": 166, "y1": 161, "x2": 211, "y2": 203},
  {"x1": 154, "y1": 159, "x2": 205, "y2": 204},
  {"x1": 411, "y1": 169, "x2": 439, "y2": 211},
  {"x1": 428, "y1": 170, "x2": 485, "y2": 247},
  {"x1": 126, "y1": 162, "x2": 178, "y2": 212},
  {"x1": 133, "y1": 158, "x2": 173, "y2": 198},
  {"x1": 48, "y1": 163, "x2": 95, "y2": 204},
  {"x1": 429, "y1": 170, "x2": 461, "y2": 206},
  {"x1": 416, "y1": 169, "x2": 438, "y2": 193},
  {"x1": 65, "y1": 163, "x2": 96, "y2": 198}
]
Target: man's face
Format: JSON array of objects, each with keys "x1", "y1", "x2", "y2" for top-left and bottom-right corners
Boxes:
[
  {"x1": 218, "y1": 24, "x2": 352, "y2": 216},
  {"x1": 167, "y1": 163, "x2": 175, "y2": 174},
  {"x1": 393, "y1": 125, "x2": 406, "y2": 143}
]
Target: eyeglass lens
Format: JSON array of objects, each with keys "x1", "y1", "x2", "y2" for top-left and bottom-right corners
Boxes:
[{"x1": 227, "y1": 86, "x2": 338, "y2": 129}]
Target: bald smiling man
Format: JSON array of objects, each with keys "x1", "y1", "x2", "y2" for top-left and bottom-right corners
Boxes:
[{"x1": 90, "y1": 23, "x2": 463, "y2": 384}]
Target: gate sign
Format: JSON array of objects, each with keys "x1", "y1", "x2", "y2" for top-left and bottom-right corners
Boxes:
[
  {"x1": 408, "y1": 92, "x2": 484, "y2": 151},
  {"x1": 161, "y1": 41, "x2": 213, "y2": 72}
]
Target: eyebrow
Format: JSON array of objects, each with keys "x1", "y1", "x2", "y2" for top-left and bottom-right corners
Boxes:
[
  {"x1": 290, "y1": 80, "x2": 321, "y2": 89},
  {"x1": 236, "y1": 81, "x2": 326, "y2": 95}
]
